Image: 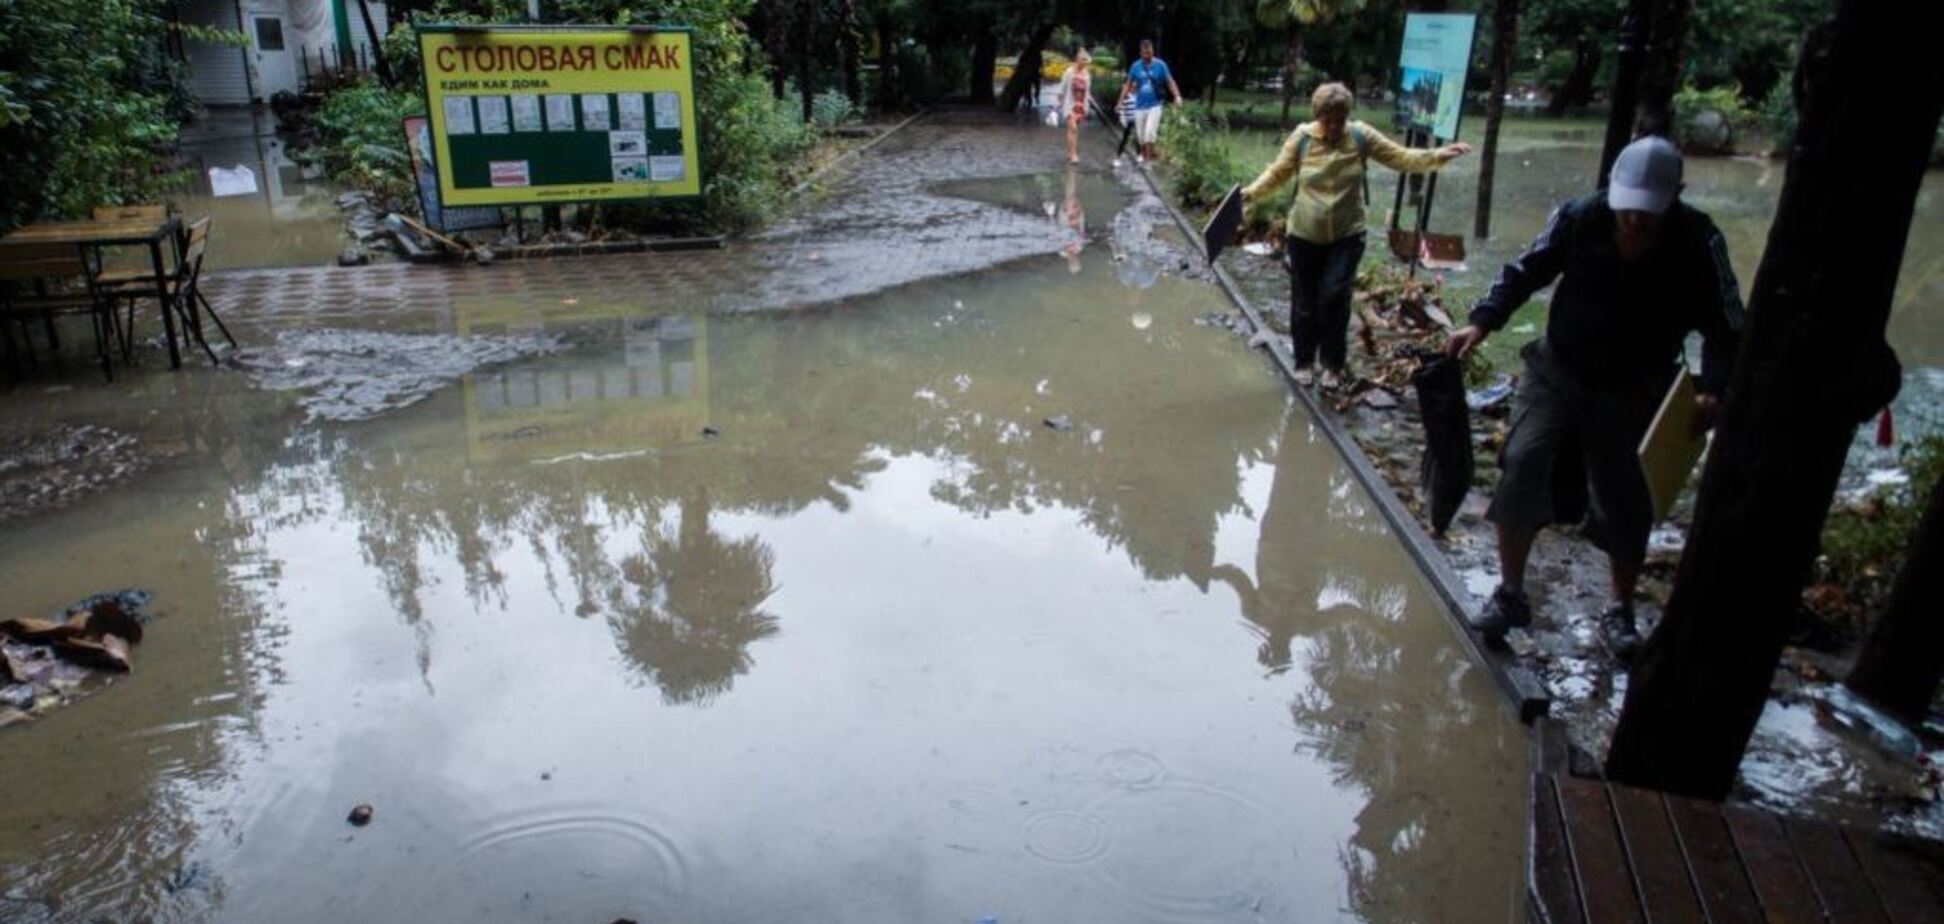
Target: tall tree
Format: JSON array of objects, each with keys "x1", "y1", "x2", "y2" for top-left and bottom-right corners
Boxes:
[
  {"x1": 1632, "y1": 0, "x2": 1694, "y2": 137},
  {"x1": 1256, "y1": 0, "x2": 1366, "y2": 128},
  {"x1": 1473, "y1": 0, "x2": 1520, "y2": 239},
  {"x1": 1603, "y1": 0, "x2": 1942, "y2": 800},
  {"x1": 1845, "y1": 476, "x2": 1944, "y2": 723}
]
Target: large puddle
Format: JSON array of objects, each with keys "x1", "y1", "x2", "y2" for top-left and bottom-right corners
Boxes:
[{"x1": 0, "y1": 235, "x2": 1522, "y2": 919}]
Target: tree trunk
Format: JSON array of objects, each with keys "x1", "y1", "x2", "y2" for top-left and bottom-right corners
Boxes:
[
  {"x1": 1279, "y1": 26, "x2": 1299, "y2": 129},
  {"x1": 1603, "y1": 1, "x2": 1939, "y2": 800},
  {"x1": 876, "y1": 19, "x2": 895, "y2": 110},
  {"x1": 838, "y1": 0, "x2": 861, "y2": 107},
  {"x1": 765, "y1": 0, "x2": 789, "y2": 100},
  {"x1": 1598, "y1": 0, "x2": 1656, "y2": 186},
  {"x1": 970, "y1": 29, "x2": 998, "y2": 105},
  {"x1": 1475, "y1": 0, "x2": 1520, "y2": 239},
  {"x1": 1634, "y1": 0, "x2": 1695, "y2": 138},
  {"x1": 999, "y1": 22, "x2": 1057, "y2": 112},
  {"x1": 1846, "y1": 475, "x2": 1944, "y2": 723},
  {"x1": 798, "y1": 0, "x2": 816, "y2": 122},
  {"x1": 1547, "y1": 41, "x2": 1600, "y2": 117}
]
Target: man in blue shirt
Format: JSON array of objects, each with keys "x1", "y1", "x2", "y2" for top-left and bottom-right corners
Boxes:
[{"x1": 1117, "y1": 39, "x2": 1182, "y2": 163}]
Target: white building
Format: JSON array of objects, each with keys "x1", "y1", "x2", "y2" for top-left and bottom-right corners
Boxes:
[{"x1": 177, "y1": 0, "x2": 390, "y2": 105}]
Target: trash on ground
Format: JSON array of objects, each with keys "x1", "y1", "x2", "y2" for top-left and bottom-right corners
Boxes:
[
  {"x1": 347, "y1": 803, "x2": 375, "y2": 826},
  {"x1": 0, "y1": 590, "x2": 153, "y2": 727},
  {"x1": 1467, "y1": 375, "x2": 1515, "y2": 411},
  {"x1": 1043, "y1": 415, "x2": 1073, "y2": 432}
]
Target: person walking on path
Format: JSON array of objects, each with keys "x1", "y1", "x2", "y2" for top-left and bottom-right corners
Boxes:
[
  {"x1": 1445, "y1": 136, "x2": 1744, "y2": 662},
  {"x1": 1056, "y1": 49, "x2": 1094, "y2": 165},
  {"x1": 1241, "y1": 82, "x2": 1470, "y2": 388},
  {"x1": 1117, "y1": 40, "x2": 1181, "y2": 163}
]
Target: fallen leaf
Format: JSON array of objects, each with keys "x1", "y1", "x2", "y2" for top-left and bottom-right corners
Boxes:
[
  {"x1": 0, "y1": 617, "x2": 84, "y2": 644},
  {"x1": 51, "y1": 633, "x2": 131, "y2": 673},
  {"x1": 84, "y1": 600, "x2": 143, "y2": 644}
]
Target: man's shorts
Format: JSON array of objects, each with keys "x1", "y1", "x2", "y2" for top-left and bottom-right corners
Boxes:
[
  {"x1": 1485, "y1": 341, "x2": 1674, "y2": 570},
  {"x1": 1133, "y1": 105, "x2": 1163, "y2": 144}
]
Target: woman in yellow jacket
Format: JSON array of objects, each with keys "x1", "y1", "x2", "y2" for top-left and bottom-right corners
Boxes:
[{"x1": 1242, "y1": 82, "x2": 1470, "y2": 388}]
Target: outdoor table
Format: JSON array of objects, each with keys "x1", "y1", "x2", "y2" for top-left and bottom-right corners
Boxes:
[{"x1": 0, "y1": 215, "x2": 188, "y2": 368}]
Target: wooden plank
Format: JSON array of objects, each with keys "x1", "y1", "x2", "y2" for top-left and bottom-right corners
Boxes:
[
  {"x1": 0, "y1": 219, "x2": 170, "y2": 246},
  {"x1": 1608, "y1": 785, "x2": 1706, "y2": 924},
  {"x1": 1722, "y1": 804, "x2": 1824, "y2": 924},
  {"x1": 1664, "y1": 795, "x2": 1765, "y2": 924},
  {"x1": 1784, "y1": 818, "x2": 1890, "y2": 924},
  {"x1": 1532, "y1": 773, "x2": 1589, "y2": 924},
  {"x1": 1842, "y1": 827, "x2": 1944, "y2": 924},
  {"x1": 1556, "y1": 778, "x2": 1647, "y2": 924}
]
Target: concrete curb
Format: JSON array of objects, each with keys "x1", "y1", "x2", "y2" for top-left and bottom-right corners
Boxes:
[
  {"x1": 786, "y1": 107, "x2": 932, "y2": 201},
  {"x1": 1132, "y1": 161, "x2": 1550, "y2": 723}
]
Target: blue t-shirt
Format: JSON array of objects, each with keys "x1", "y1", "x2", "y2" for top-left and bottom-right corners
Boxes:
[{"x1": 1128, "y1": 59, "x2": 1172, "y2": 110}]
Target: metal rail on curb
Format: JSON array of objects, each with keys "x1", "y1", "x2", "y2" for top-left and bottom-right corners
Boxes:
[
  {"x1": 1130, "y1": 160, "x2": 1551, "y2": 724},
  {"x1": 786, "y1": 107, "x2": 933, "y2": 201}
]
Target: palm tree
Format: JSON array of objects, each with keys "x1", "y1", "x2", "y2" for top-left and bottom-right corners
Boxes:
[
  {"x1": 1256, "y1": 0, "x2": 1366, "y2": 128},
  {"x1": 608, "y1": 493, "x2": 782, "y2": 705}
]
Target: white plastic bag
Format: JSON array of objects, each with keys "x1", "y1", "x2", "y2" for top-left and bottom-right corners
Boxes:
[{"x1": 1044, "y1": 106, "x2": 1060, "y2": 127}]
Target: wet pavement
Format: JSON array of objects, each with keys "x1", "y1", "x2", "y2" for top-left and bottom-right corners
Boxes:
[{"x1": 0, "y1": 112, "x2": 1523, "y2": 922}]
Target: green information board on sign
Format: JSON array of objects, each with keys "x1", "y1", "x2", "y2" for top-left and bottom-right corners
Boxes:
[{"x1": 419, "y1": 24, "x2": 703, "y2": 207}]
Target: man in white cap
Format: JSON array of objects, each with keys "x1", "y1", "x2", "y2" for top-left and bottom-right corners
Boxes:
[{"x1": 1444, "y1": 136, "x2": 1744, "y2": 662}]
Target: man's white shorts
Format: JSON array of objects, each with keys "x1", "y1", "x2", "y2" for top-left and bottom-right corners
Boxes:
[{"x1": 1133, "y1": 105, "x2": 1163, "y2": 144}]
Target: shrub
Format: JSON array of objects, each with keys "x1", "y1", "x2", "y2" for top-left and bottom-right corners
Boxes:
[
  {"x1": 1817, "y1": 434, "x2": 1944, "y2": 628},
  {"x1": 1160, "y1": 107, "x2": 1246, "y2": 209},
  {"x1": 302, "y1": 81, "x2": 423, "y2": 209},
  {"x1": 1757, "y1": 73, "x2": 1796, "y2": 155},
  {"x1": 0, "y1": 0, "x2": 209, "y2": 230},
  {"x1": 810, "y1": 88, "x2": 856, "y2": 129},
  {"x1": 1672, "y1": 83, "x2": 1755, "y2": 154}
]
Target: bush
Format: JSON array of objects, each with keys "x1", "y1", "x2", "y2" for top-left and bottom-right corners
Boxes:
[
  {"x1": 1672, "y1": 83, "x2": 1755, "y2": 154},
  {"x1": 302, "y1": 81, "x2": 423, "y2": 209},
  {"x1": 810, "y1": 88, "x2": 856, "y2": 129},
  {"x1": 1817, "y1": 434, "x2": 1944, "y2": 628},
  {"x1": 1757, "y1": 74, "x2": 1796, "y2": 155},
  {"x1": 0, "y1": 0, "x2": 199, "y2": 230}
]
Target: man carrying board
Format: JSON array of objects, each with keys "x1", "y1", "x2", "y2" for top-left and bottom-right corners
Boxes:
[{"x1": 1445, "y1": 136, "x2": 1744, "y2": 662}]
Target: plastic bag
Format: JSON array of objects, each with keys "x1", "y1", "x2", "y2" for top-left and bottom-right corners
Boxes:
[
  {"x1": 1045, "y1": 106, "x2": 1061, "y2": 127},
  {"x1": 1411, "y1": 352, "x2": 1474, "y2": 536}
]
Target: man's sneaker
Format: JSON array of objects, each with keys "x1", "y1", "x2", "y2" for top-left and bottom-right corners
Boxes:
[
  {"x1": 1471, "y1": 585, "x2": 1532, "y2": 647},
  {"x1": 1601, "y1": 604, "x2": 1643, "y2": 664}
]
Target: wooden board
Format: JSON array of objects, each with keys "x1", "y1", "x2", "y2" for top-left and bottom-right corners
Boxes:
[
  {"x1": 1202, "y1": 185, "x2": 1243, "y2": 265},
  {"x1": 1532, "y1": 773, "x2": 1589, "y2": 924},
  {"x1": 1663, "y1": 795, "x2": 1765, "y2": 924},
  {"x1": 1608, "y1": 785, "x2": 1706, "y2": 924},
  {"x1": 1637, "y1": 367, "x2": 1709, "y2": 522},
  {"x1": 1785, "y1": 819, "x2": 1890, "y2": 924},
  {"x1": 1555, "y1": 778, "x2": 1647, "y2": 924},
  {"x1": 1843, "y1": 828, "x2": 1944, "y2": 924},
  {"x1": 1723, "y1": 804, "x2": 1824, "y2": 924}
]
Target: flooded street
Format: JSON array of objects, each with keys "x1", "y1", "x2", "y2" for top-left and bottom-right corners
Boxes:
[
  {"x1": 170, "y1": 109, "x2": 351, "y2": 272},
  {"x1": 0, "y1": 117, "x2": 1522, "y2": 922}
]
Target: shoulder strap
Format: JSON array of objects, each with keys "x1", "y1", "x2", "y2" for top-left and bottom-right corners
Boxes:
[{"x1": 1349, "y1": 124, "x2": 1371, "y2": 205}]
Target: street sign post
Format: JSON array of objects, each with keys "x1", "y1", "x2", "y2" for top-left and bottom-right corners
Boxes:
[{"x1": 418, "y1": 24, "x2": 703, "y2": 208}]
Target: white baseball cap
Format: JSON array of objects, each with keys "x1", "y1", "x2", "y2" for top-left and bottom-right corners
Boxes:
[{"x1": 1608, "y1": 136, "x2": 1683, "y2": 214}]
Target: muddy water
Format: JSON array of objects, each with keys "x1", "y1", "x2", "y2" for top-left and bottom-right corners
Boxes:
[
  {"x1": 151, "y1": 109, "x2": 350, "y2": 272},
  {"x1": 0, "y1": 241, "x2": 1522, "y2": 919}
]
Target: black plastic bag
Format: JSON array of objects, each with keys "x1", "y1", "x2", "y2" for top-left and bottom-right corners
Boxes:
[{"x1": 1411, "y1": 353, "x2": 1474, "y2": 536}]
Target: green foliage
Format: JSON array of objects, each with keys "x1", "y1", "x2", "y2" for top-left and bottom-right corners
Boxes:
[
  {"x1": 1159, "y1": 106, "x2": 1247, "y2": 210},
  {"x1": 810, "y1": 88, "x2": 857, "y2": 128},
  {"x1": 1673, "y1": 83, "x2": 1755, "y2": 151},
  {"x1": 1757, "y1": 73, "x2": 1796, "y2": 155},
  {"x1": 0, "y1": 0, "x2": 199, "y2": 231},
  {"x1": 1818, "y1": 434, "x2": 1944, "y2": 626},
  {"x1": 303, "y1": 82, "x2": 425, "y2": 209}
]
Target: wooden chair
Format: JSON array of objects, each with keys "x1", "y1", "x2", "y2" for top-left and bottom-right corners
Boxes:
[
  {"x1": 0, "y1": 243, "x2": 115, "y2": 379},
  {"x1": 100, "y1": 217, "x2": 219, "y2": 365}
]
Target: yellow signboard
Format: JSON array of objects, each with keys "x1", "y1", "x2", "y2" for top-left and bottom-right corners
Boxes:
[{"x1": 419, "y1": 25, "x2": 702, "y2": 207}]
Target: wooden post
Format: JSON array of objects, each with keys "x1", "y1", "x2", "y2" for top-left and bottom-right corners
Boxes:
[
  {"x1": 1474, "y1": 0, "x2": 1519, "y2": 240},
  {"x1": 1603, "y1": 0, "x2": 1942, "y2": 800},
  {"x1": 1845, "y1": 476, "x2": 1944, "y2": 723}
]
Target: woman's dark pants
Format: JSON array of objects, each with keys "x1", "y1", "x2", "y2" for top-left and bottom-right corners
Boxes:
[{"x1": 1284, "y1": 232, "x2": 1366, "y2": 370}]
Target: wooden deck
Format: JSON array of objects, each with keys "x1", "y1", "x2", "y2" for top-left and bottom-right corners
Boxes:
[{"x1": 1529, "y1": 770, "x2": 1944, "y2": 924}]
